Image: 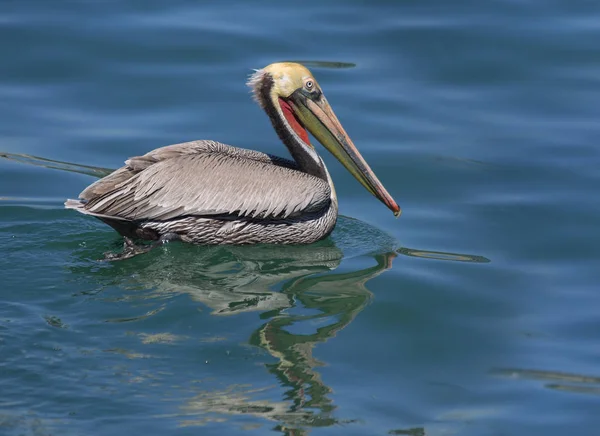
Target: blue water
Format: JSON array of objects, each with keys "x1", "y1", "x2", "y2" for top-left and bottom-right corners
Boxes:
[{"x1": 2, "y1": 1, "x2": 600, "y2": 435}]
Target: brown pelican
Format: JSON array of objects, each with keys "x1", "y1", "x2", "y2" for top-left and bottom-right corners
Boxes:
[{"x1": 65, "y1": 62, "x2": 400, "y2": 252}]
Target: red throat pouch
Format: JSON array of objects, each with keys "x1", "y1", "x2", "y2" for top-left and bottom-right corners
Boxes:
[{"x1": 278, "y1": 98, "x2": 311, "y2": 146}]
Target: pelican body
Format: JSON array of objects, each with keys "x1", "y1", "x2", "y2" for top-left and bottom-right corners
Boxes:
[{"x1": 66, "y1": 63, "x2": 400, "y2": 246}]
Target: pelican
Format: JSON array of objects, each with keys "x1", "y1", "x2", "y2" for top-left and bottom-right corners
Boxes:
[{"x1": 65, "y1": 63, "x2": 400, "y2": 254}]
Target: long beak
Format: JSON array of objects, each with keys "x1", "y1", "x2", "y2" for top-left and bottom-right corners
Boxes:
[{"x1": 290, "y1": 91, "x2": 401, "y2": 217}]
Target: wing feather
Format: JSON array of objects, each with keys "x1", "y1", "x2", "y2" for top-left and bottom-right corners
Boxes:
[{"x1": 81, "y1": 142, "x2": 331, "y2": 221}]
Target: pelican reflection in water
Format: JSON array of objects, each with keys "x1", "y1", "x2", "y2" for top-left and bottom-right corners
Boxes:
[
  {"x1": 71, "y1": 232, "x2": 398, "y2": 429},
  {"x1": 64, "y1": 63, "x2": 400, "y2": 257}
]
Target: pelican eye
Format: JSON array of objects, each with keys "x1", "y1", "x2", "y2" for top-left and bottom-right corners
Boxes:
[{"x1": 304, "y1": 80, "x2": 314, "y2": 91}]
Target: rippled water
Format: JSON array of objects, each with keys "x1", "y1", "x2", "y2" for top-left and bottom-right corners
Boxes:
[{"x1": 2, "y1": 1, "x2": 600, "y2": 435}]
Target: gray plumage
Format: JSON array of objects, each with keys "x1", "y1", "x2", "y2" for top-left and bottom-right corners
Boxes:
[
  {"x1": 65, "y1": 140, "x2": 339, "y2": 245},
  {"x1": 63, "y1": 62, "x2": 399, "y2": 251}
]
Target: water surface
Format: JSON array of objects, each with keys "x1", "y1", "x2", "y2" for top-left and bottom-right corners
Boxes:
[{"x1": 2, "y1": 1, "x2": 600, "y2": 435}]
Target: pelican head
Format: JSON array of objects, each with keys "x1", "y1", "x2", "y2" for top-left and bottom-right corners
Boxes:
[{"x1": 248, "y1": 62, "x2": 401, "y2": 217}]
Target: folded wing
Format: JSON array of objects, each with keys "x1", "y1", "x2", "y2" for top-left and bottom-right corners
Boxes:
[{"x1": 76, "y1": 141, "x2": 331, "y2": 222}]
